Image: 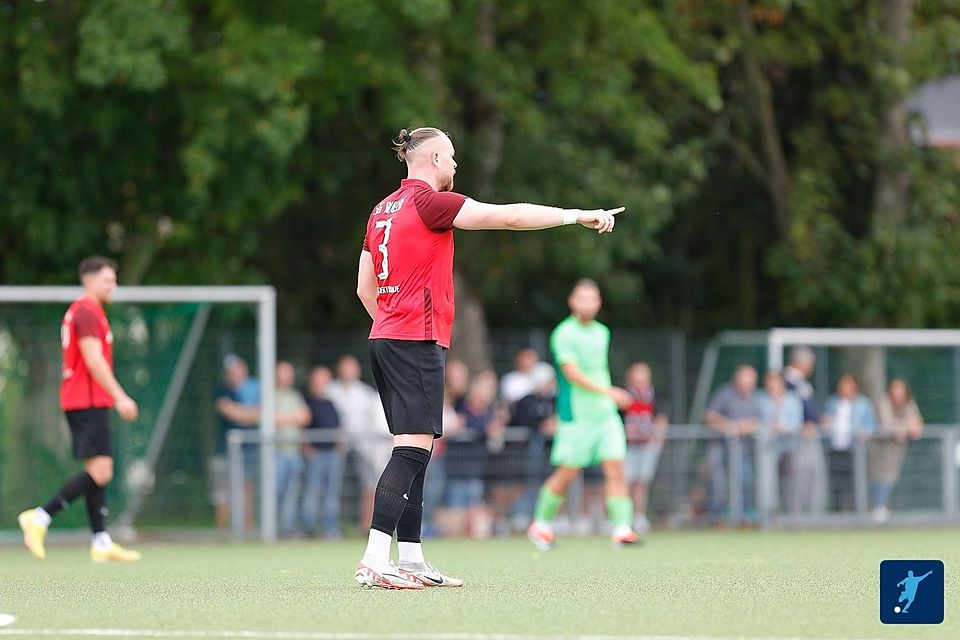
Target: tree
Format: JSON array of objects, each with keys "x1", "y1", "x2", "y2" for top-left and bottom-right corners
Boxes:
[
  {"x1": 2, "y1": 0, "x2": 959, "y2": 348},
  {"x1": 637, "y1": 0, "x2": 960, "y2": 334},
  {"x1": 0, "y1": 0, "x2": 320, "y2": 286},
  {"x1": 254, "y1": 0, "x2": 721, "y2": 370}
]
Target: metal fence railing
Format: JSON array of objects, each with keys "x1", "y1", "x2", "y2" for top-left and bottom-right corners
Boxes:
[{"x1": 226, "y1": 424, "x2": 960, "y2": 539}]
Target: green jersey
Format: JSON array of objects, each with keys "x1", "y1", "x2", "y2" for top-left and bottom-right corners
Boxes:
[{"x1": 550, "y1": 315, "x2": 619, "y2": 424}]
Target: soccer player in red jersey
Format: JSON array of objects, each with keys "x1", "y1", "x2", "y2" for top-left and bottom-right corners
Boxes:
[
  {"x1": 353, "y1": 127, "x2": 624, "y2": 589},
  {"x1": 18, "y1": 256, "x2": 142, "y2": 562}
]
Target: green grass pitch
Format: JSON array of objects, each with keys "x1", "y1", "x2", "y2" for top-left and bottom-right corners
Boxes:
[{"x1": 0, "y1": 528, "x2": 956, "y2": 639}]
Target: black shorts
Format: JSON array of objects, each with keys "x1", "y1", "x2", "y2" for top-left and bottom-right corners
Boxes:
[
  {"x1": 369, "y1": 339, "x2": 445, "y2": 438},
  {"x1": 66, "y1": 408, "x2": 113, "y2": 459}
]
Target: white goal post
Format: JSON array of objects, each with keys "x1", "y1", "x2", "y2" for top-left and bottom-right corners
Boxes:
[
  {"x1": 767, "y1": 328, "x2": 960, "y2": 371},
  {"x1": 0, "y1": 285, "x2": 279, "y2": 542}
]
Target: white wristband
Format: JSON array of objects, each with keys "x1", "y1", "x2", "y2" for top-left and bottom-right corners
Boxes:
[{"x1": 562, "y1": 210, "x2": 579, "y2": 225}]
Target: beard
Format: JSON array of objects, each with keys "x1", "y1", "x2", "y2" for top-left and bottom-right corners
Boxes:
[
  {"x1": 572, "y1": 308, "x2": 599, "y2": 323},
  {"x1": 438, "y1": 172, "x2": 454, "y2": 192}
]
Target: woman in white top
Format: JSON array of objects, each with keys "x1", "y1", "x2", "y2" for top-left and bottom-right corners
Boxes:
[{"x1": 821, "y1": 374, "x2": 876, "y2": 513}]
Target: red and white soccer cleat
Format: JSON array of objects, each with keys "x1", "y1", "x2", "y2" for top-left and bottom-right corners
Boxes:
[{"x1": 355, "y1": 560, "x2": 424, "y2": 590}]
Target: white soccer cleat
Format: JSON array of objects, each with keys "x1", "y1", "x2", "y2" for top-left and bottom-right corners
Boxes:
[
  {"x1": 355, "y1": 560, "x2": 424, "y2": 590},
  {"x1": 398, "y1": 561, "x2": 464, "y2": 588},
  {"x1": 527, "y1": 521, "x2": 555, "y2": 551}
]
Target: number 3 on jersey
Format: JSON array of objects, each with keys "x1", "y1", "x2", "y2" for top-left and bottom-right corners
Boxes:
[{"x1": 375, "y1": 218, "x2": 393, "y2": 280}]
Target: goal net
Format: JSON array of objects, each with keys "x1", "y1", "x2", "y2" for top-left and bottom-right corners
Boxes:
[{"x1": 0, "y1": 286, "x2": 280, "y2": 540}]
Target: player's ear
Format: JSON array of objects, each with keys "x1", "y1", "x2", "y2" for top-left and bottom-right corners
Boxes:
[{"x1": 434, "y1": 153, "x2": 440, "y2": 168}]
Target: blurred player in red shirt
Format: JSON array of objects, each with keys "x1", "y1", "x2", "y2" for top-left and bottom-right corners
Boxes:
[{"x1": 19, "y1": 256, "x2": 141, "y2": 562}]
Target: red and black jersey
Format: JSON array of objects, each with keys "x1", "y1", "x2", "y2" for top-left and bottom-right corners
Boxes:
[
  {"x1": 363, "y1": 179, "x2": 467, "y2": 348},
  {"x1": 60, "y1": 297, "x2": 115, "y2": 411}
]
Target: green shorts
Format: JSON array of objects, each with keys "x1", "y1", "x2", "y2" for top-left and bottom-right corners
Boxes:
[{"x1": 550, "y1": 416, "x2": 626, "y2": 469}]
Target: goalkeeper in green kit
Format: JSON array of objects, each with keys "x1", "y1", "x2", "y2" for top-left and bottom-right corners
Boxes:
[{"x1": 528, "y1": 279, "x2": 639, "y2": 549}]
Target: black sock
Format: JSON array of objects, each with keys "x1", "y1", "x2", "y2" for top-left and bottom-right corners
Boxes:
[
  {"x1": 42, "y1": 472, "x2": 97, "y2": 517},
  {"x1": 370, "y1": 446, "x2": 431, "y2": 536},
  {"x1": 396, "y1": 452, "x2": 430, "y2": 543},
  {"x1": 85, "y1": 483, "x2": 107, "y2": 533}
]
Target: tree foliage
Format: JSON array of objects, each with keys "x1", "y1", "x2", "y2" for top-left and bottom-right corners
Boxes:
[
  {"x1": 1, "y1": 0, "x2": 958, "y2": 334},
  {"x1": 0, "y1": 0, "x2": 320, "y2": 285},
  {"x1": 680, "y1": 0, "x2": 960, "y2": 329}
]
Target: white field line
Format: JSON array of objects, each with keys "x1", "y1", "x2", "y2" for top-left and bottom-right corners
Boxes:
[{"x1": 0, "y1": 630, "x2": 926, "y2": 640}]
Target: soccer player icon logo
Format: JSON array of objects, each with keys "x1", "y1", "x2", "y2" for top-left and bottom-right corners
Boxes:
[
  {"x1": 879, "y1": 560, "x2": 943, "y2": 624},
  {"x1": 895, "y1": 570, "x2": 932, "y2": 614}
]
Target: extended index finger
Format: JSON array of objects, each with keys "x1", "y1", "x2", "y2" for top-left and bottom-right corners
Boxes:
[{"x1": 607, "y1": 207, "x2": 625, "y2": 216}]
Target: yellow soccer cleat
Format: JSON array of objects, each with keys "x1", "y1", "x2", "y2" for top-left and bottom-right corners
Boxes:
[
  {"x1": 91, "y1": 542, "x2": 141, "y2": 563},
  {"x1": 18, "y1": 510, "x2": 48, "y2": 560}
]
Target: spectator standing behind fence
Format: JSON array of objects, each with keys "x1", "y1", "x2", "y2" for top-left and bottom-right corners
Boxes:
[
  {"x1": 274, "y1": 361, "x2": 311, "y2": 537},
  {"x1": 757, "y1": 372, "x2": 803, "y2": 516},
  {"x1": 328, "y1": 355, "x2": 391, "y2": 534},
  {"x1": 212, "y1": 354, "x2": 260, "y2": 530},
  {"x1": 501, "y1": 348, "x2": 556, "y2": 408},
  {"x1": 301, "y1": 366, "x2": 343, "y2": 538},
  {"x1": 422, "y1": 358, "x2": 470, "y2": 537},
  {"x1": 622, "y1": 363, "x2": 667, "y2": 534},
  {"x1": 486, "y1": 374, "x2": 528, "y2": 536},
  {"x1": 704, "y1": 365, "x2": 762, "y2": 525},
  {"x1": 782, "y1": 347, "x2": 827, "y2": 514},
  {"x1": 783, "y1": 347, "x2": 819, "y2": 427},
  {"x1": 445, "y1": 358, "x2": 470, "y2": 410},
  {"x1": 511, "y1": 367, "x2": 557, "y2": 529},
  {"x1": 869, "y1": 378, "x2": 923, "y2": 523},
  {"x1": 821, "y1": 374, "x2": 876, "y2": 513},
  {"x1": 445, "y1": 371, "x2": 502, "y2": 522}
]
